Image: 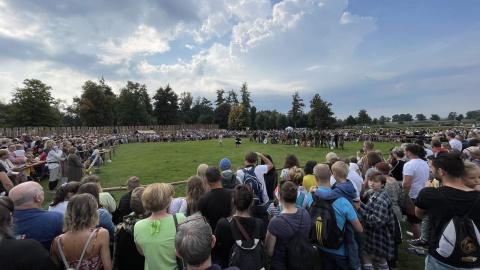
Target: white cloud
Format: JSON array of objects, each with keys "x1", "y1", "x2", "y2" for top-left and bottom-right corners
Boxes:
[{"x1": 98, "y1": 24, "x2": 171, "y2": 65}]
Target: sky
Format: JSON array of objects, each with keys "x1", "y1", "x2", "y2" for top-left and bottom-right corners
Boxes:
[{"x1": 0, "y1": 0, "x2": 479, "y2": 120}]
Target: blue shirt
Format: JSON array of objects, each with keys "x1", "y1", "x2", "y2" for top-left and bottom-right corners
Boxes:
[
  {"x1": 307, "y1": 187, "x2": 358, "y2": 256},
  {"x1": 13, "y1": 208, "x2": 63, "y2": 250}
]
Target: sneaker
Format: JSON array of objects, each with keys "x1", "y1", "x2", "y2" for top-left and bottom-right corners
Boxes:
[
  {"x1": 407, "y1": 238, "x2": 429, "y2": 250},
  {"x1": 405, "y1": 247, "x2": 425, "y2": 257}
]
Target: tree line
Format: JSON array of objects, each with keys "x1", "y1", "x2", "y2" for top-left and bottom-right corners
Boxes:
[{"x1": 0, "y1": 78, "x2": 478, "y2": 129}]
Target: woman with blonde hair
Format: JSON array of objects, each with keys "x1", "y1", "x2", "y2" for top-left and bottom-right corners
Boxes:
[
  {"x1": 197, "y1": 163, "x2": 208, "y2": 182},
  {"x1": 51, "y1": 193, "x2": 112, "y2": 270},
  {"x1": 134, "y1": 183, "x2": 186, "y2": 269},
  {"x1": 179, "y1": 175, "x2": 208, "y2": 216}
]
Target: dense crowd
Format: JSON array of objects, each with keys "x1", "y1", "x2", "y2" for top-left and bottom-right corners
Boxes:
[{"x1": 0, "y1": 128, "x2": 479, "y2": 269}]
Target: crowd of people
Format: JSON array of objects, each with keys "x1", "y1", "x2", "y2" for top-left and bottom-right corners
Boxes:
[{"x1": 0, "y1": 128, "x2": 479, "y2": 269}]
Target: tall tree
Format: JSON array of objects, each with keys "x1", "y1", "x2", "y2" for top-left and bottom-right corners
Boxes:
[
  {"x1": 466, "y1": 110, "x2": 480, "y2": 120},
  {"x1": 345, "y1": 115, "x2": 357, "y2": 127},
  {"x1": 240, "y1": 82, "x2": 252, "y2": 128},
  {"x1": 100, "y1": 78, "x2": 117, "y2": 126},
  {"x1": 152, "y1": 84, "x2": 179, "y2": 125},
  {"x1": 77, "y1": 79, "x2": 114, "y2": 126},
  {"x1": 215, "y1": 89, "x2": 226, "y2": 107},
  {"x1": 116, "y1": 81, "x2": 151, "y2": 126},
  {"x1": 10, "y1": 79, "x2": 59, "y2": 126},
  {"x1": 250, "y1": 106, "x2": 257, "y2": 130},
  {"x1": 214, "y1": 102, "x2": 230, "y2": 129},
  {"x1": 191, "y1": 97, "x2": 214, "y2": 124},
  {"x1": 391, "y1": 114, "x2": 399, "y2": 122},
  {"x1": 228, "y1": 105, "x2": 246, "y2": 130},
  {"x1": 287, "y1": 91, "x2": 305, "y2": 128},
  {"x1": 416, "y1": 114, "x2": 427, "y2": 121},
  {"x1": 378, "y1": 115, "x2": 387, "y2": 125},
  {"x1": 179, "y1": 92, "x2": 193, "y2": 124},
  {"x1": 308, "y1": 94, "x2": 334, "y2": 129},
  {"x1": 357, "y1": 109, "x2": 372, "y2": 125},
  {"x1": 226, "y1": 90, "x2": 239, "y2": 106},
  {"x1": 456, "y1": 114, "x2": 464, "y2": 122},
  {"x1": 448, "y1": 112, "x2": 457, "y2": 120},
  {"x1": 430, "y1": 114, "x2": 441, "y2": 121}
]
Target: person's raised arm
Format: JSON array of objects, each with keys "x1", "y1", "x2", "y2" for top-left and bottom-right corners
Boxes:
[{"x1": 257, "y1": 152, "x2": 273, "y2": 171}]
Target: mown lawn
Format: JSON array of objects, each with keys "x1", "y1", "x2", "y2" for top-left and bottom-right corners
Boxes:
[{"x1": 40, "y1": 137, "x2": 425, "y2": 269}]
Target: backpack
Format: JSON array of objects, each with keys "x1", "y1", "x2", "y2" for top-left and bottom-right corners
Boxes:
[
  {"x1": 228, "y1": 217, "x2": 267, "y2": 270},
  {"x1": 308, "y1": 194, "x2": 345, "y2": 249},
  {"x1": 436, "y1": 190, "x2": 480, "y2": 266},
  {"x1": 242, "y1": 166, "x2": 265, "y2": 205},
  {"x1": 280, "y1": 211, "x2": 316, "y2": 270},
  {"x1": 221, "y1": 172, "x2": 237, "y2": 189}
]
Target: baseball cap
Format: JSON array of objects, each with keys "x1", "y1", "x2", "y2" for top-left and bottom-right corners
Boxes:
[{"x1": 219, "y1": 158, "x2": 231, "y2": 170}]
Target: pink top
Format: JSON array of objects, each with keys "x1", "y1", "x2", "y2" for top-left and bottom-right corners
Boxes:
[{"x1": 58, "y1": 229, "x2": 102, "y2": 270}]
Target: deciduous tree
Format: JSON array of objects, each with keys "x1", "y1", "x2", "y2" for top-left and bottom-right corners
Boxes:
[
  {"x1": 308, "y1": 94, "x2": 335, "y2": 129},
  {"x1": 357, "y1": 109, "x2": 372, "y2": 125},
  {"x1": 10, "y1": 79, "x2": 59, "y2": 126},
  {"x1": 228, "y1": 105, "x2": 246, "y2": 130},
  {"x1": 287, "y1": 91, "x2": 305, "y2": 128},
  {"x1": 152, "y1": 84, "x2": 179, "y2": 125},
  {"x1": 116, "y1": 81, "x2": 151, "y2": 126}
]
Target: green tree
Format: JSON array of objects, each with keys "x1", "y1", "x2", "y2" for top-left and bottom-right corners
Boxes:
[
  {"x1": 255, "y1": 111, "x2": 267, "y2": 130},
  {"x1": 430, "y1": 114, "x2": 441, "y2": 121},
  {"x1": 456, "y1": 114, "x2": 464, "y2": 122},
  {"x1": 448, "y1": 112, "x2": 457, "y2": 120},
  {"x1": 179, "y1": 92, "x2": 194, "y2": 124},
  {"x1": 240, "y1": 82, "x2": 252, "y2": 128},
  {"x1": 287, "y1": 91, "x2": 305, "y2": 128},
  {"x1": 308, "y1": 94, "x2": 334, "y2": 129},
  {"x1": 76, "y1": 79, "x2": 115, "y2": 126},
  {"x1": 226, "y1": 90, "x2": 239, "y2": 106},
  {"x1": 214, "y1": 102, "x2": 230, "y2": 129},
  {"x1": 357, "y1": 109, "x2": 372, "y2": 125},
  {"x1": 10, "y1": 79, "x2": 59, "y2": 126},
  {"x1": 392, "y1": 114, "x2": 399, "y2": 122},
  {"x1": 215, "y1": 89, "x2": 226, "y2": 107},
  {"x1": 276, "y1": 113, "x2": 288, "y2": 129},
  {"x1": 416, "y1": 114, "x2": 427, "y2": 121},
  {"x1": 0, "y1": 101, "x2": 12, "y2": 127},
  {"x1": 152, "y1": 84, "x2": 179, "y2": 125},
  {"x1": 116, "y1": 81, "x2": 151, "y2": 126},
  {"x1": 466, "y1": 110, "x2": 480, "y2": 120},
  {"x1": 345, "y1": 115, "x2": 357, "y2": 127},
  {"x1": 378, "y1": 115, "x2": 387, "y2": 125},
  {"x1": 228, "y1": 105, "x2": 246, "y2": 130},
  {"x1": 191, "y1": 97, "x2": 214, "y2": 124}
]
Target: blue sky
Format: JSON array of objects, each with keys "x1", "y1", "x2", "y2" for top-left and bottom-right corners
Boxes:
[{"x1": 0, "y1": 0, "x2": 478, "y2": 120}]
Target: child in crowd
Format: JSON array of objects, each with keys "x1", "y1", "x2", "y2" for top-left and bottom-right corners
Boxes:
[
  {"x1": 349, "y1": 156, "x2": 362, "y2": 177},
  {"x1": 267, "y1": 198, "x2": 280, "y2": 220},
  {"x1": 357, "y1": 172, "x2": 395, "y2": 270},
  {"x1": 14, "y1": 144, "x2": 25, "y2": 158},
  {"x1": 462, "y1": 162, "x2": 480, "y2": 191}
]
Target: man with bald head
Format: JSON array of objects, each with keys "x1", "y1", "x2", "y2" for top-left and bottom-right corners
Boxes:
[{"x1": 9, "y1": 181, "x2": 63, "y2": 250}]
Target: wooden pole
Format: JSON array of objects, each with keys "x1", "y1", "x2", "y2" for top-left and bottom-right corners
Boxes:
[{"x1": 102, "y1": 179, "x2": 188, "y2": 192}]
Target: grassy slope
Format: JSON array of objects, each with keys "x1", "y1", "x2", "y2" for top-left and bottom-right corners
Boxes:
[{"x1": 40, "y1": 138, "x2": 425, "y2": 268}]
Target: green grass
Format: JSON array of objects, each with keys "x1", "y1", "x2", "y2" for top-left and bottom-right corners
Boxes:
[{"x1": 39, "y1": 138, "x2": 425, "y2": 269}]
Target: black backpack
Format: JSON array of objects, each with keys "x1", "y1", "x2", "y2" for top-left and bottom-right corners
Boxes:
[
  {"x1": 308, "y1": 194, "x2": 345, "y2": 249},
  {"x1": 280, "y1": 211, "x2": 316, "y2": 270},
  {"x1": 221, "y1": 172, "x2": 237, "y2": 189},
  {"x1": 436, "y1": 190, "x2": 480, "y2": 267},
  {"x1": 242, "y1": 166, "x2": 265, "y2": 205},
  {"x1": 228, "y1": 217, "x2": 267, "y2": 270}
]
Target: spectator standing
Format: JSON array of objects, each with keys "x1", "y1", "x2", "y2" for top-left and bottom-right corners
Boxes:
[
  {"x1": 179, "y1": 175, "x2": 208, "y2": 216},
  {"x1": 50, "y1": 194, "x2": 112, "y2": 270},
  {"x1": 116, "y1": 176, "x2": 141, "y2": 223},
  {"x1": 134, "y1": 183, "x2": 186, "y2": 270},
  {"x1": 0, "y1": 196, "x2": 60, "y2": 270},
  {"x1": 415, "y1": 152, "x2": 480, "y2": 269},
  {"x1": 9, "y1": 182, "x2": 63, "y2": 250},
  {"x1": 66, "y1": 146, "x2": 83, "y2": 182}
]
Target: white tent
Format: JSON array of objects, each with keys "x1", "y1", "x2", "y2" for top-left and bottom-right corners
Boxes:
[{"x1": 285, "y1": 126, "x2": 294, "y2": 131}]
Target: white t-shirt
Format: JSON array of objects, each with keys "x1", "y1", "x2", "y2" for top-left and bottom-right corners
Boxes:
[
  {"x1": 48, "y1": 201, "x2": 68, "y2": 215},
  {"x1": 236, "y1": 165, "x2": 269, "y2": 204},
  {"x1": 349, "y1": 163, "x2": 360, "y2": 175},
  {"x1": 402, "y1": 158, "x2": 430, "y2": 199}
]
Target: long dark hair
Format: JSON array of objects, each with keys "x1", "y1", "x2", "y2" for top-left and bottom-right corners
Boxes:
[
  {"x1": 50, "y1": 182, "x2": 80, "y2": 207},
  {"x1": 0, "y1": 197, "x2": 14, "y2": 239}
]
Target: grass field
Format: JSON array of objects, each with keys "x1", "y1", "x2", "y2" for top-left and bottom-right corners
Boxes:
[{"x1": 40, "y1": 138, "x2": 426, "y2": 269}]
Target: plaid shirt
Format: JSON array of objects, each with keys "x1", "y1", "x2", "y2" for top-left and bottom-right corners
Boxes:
[{"x1": 359, "y1": 189, "x2": 396, "y2": 260}]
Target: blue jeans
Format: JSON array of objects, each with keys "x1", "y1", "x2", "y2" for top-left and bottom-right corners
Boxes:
[
  {"x1": 320, "y1": 249, "x2": 350, "y2": 270},
  {"x1": 425, "y1": 255, "x2": 472, "y2": 270}
]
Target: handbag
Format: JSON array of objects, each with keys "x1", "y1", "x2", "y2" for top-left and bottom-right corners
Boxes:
[{"x1": 57, "y1": 228, "x2": 99, "y2": 270}]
